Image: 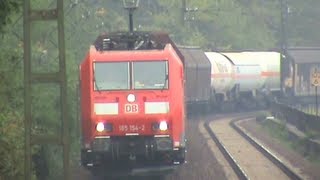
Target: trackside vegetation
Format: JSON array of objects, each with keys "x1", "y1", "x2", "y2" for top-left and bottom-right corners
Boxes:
[{"x1": 1, "y1": 0, "x2": 320, "y2": 179}]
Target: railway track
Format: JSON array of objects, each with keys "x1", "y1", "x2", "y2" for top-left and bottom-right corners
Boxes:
[{"x1": 204, "y1": 117, "x2": 303, "y2": 180}]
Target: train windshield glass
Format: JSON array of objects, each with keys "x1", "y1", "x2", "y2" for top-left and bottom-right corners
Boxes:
[
  {"x1": 133, "y1": 61, "x2": 169, "y2": 90},
  {"x1": 93, "y1": 62, "x2": 129, "y2": 90}
]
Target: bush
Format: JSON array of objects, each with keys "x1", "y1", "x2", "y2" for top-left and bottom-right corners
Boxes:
[
  {"x1": 0, "y1": 111, "x2": 36, "y2": 180},
  {"x1": 255, "y1": 112, "x2": 269, "y2": 122}
]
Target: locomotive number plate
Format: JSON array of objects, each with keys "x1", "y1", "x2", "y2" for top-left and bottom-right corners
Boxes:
[
  {"x1": 124, "y1": 104, "x2": 139, "y2": 113},
  {"x1": 119, "y1": 124, "x2": 145, "y2": 132}
]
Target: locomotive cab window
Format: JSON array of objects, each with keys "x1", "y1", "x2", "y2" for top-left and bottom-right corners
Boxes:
[
  {"x1": 133, "y1": 61, "x2": 169, "y2": 90},
  {"x1": 93, "y1": 62, "x2": 130, "y2": 90}
]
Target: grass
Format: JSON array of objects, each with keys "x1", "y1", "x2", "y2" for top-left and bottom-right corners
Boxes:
[{"x1": 260, "y1": 119, "x2": 320, "y2": 165}]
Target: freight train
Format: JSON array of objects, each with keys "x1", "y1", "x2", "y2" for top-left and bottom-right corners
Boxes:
[
  {"x1": 79, "y1": 31, "x2": 187, "y2": 177},
  {"x1": 281, "y1": 47, "x2": 320, "y2": 104},
  {"x1": 180, "y1": 47, "x2": 281, "y2": 112},
  {"x1": 79, "y1": 30, "x2": 283, "y2": 178}
]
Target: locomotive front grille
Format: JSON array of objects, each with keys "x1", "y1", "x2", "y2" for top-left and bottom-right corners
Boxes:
[
  {"x1": 90, "y1": 136, "x2": 173, "y2": 154},
  {"x1": 155, "y1": 137, "x2": 172, "y2": 151},
  {"x1": 82, "y1": 135, "x2": 186, "y2": 168},
  {"x1": 92, "y1": 136, "x2": 111, "y2": 152},
  {"x1": 117, "y1": 137, "x2": 148, "y2": 155}
]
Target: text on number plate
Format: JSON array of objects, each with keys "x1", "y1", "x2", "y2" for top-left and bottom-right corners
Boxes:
[{"x1": 124, "y1": 104, "x2": 139, "y2": 113}]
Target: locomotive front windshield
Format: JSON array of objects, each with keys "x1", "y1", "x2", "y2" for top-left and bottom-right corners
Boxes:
[
  {"x1": 133, "y1": 61, "x2": 168, "y2": 90},
  {"x1": 94, "y1": 62, "x2": 130, "y2": 90},
  {"x1": 93, "y1": 61, "x2": 168, "y2": 91}
]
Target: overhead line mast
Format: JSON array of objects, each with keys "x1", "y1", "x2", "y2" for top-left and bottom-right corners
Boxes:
[{"x1": 23, "y1": 0, "x2": 69, "y2": 179}]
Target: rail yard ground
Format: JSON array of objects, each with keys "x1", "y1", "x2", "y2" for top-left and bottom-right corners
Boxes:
[
  {"x1": 72, "y1": 112, "x2": 320, "y2": 180},
  {"x1": 207, "y1": 116, "x2": 293, "y2": 179},
  {"x1": 239, "y1": 118, "x2": 320, "y2": 180},
  {"x1": 73, "y1": 114, "x2": 228, "y2": 180}
]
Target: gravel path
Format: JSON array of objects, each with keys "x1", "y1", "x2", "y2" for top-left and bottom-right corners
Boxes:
[
  {"x1": 165, "y1": 120, "x2": 227, "y2": 180},
  {"x1": 210, "y1": 118, "x2": 290, "y2": 180}
]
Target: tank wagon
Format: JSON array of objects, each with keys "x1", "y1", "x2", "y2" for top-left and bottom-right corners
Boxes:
[
  {"x1": 80, "y1": 32, "x2": 186, "y2": 177},
  {"x1": 181, "y1": 49, "x2": 281, "y2": 110},
  {"x1": 248, "y1": 52, "x2": 281, "y2": 93},
  {"x1": 204, "y1": 52, "x2": 236, "y2": 109},
  {"x1": 221, "y1": 52, "x2": 281, "y2": 108}
]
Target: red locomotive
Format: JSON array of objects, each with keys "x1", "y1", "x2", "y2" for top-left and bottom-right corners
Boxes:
[{"x1": 80, "y1": 32, "x2": 186, "y2": 176}]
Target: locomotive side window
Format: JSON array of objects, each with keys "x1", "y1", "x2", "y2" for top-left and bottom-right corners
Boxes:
[
  {"x1": 132, "y1": 61, "x2": 169, "y2": 90},
  {"x1": 93, "y1": 62, "x2": 130, "y2": 90}
]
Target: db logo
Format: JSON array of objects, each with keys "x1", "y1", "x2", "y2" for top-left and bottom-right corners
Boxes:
[{"x1": 125, "y1": 104, "x2": 139, "y2": 113}]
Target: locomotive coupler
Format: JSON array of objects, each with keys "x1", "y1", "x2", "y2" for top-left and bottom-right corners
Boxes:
[{"x1": 129, "y1": 153, "x2": 136, "y2": 161}]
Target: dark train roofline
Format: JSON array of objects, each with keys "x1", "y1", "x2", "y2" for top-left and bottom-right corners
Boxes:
[
  {"x1": 287, "y1": 46, "x2": 320, "y2": 50},
  {"x1": 214, "y1": 48, "x2": 282, "y2": 53},
  {"x1": 177, "y1": 45, "x2": 201, "y2": 49},
  {"x1": 92, "y1": 30, "x2": 185, "y2": 64},
  {"x1": 212, "y1": 47, "x2": 313, "y2": 52}
]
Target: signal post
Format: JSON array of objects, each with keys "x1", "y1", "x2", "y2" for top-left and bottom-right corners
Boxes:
[{"x1": 311, "y1": 67, "x2": 320, "y2": 116}]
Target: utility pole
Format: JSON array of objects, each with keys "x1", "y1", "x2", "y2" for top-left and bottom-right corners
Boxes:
[
  {"x1": 24, "y1": 0, "x2": 69, "y2": 180},
  {"x1": 123, "y1": 0, "x2": 139, "y2": 32},
  {"x1": 182, "y1": 0, "x2": 186, "y2": 25},
  {"x1": 280, "y1": 0, "x2": 288, "y2": 54},
  {"x1": 280, "y1": 0, "x2": 288, "y2": 93},
  {"x1": 181, "y1": 0, "x2": 198, "y2": 26}
]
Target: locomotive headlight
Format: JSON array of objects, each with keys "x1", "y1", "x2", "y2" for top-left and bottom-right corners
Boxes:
[
  {"x1": 159, "y1": 121, "x2": 168, "y2": 131},
  {"x1": 96, "y1": 122, "x2": 105, "y2": 132},
  {"x1": 127, "y1": 94, "x2": 135, "y2": 103}
]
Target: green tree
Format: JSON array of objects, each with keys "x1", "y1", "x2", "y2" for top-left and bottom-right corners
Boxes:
[
  {"x1": 1, "y1": 0, "x2": 320, "y2": 179},
  {"x1": 0, "y1": 0, "x2": 22, "y2": 32}
]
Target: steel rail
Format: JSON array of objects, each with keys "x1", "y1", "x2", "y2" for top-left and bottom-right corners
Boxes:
[
  {"x1": 204, "y1": 122, "x2": 248, "y2": 180},
  {"x1": 230, "y1": 118, "x2": 303, "y2": 180}
]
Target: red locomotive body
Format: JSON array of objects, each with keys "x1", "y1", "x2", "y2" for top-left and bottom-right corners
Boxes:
[{"x1": 80, "y1": 32, "x2": 186, "y2": 175}]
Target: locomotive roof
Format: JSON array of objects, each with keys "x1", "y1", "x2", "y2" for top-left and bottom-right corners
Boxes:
[
  {"x1": 287, "y1": 47, "x2": 320, "y2": 64},
  {"x1": 92, "y1": 31, "x2": 185, "y2": 64},
  {"x1": 94, "y1": 31, "x2": 174, "y2": 50}
]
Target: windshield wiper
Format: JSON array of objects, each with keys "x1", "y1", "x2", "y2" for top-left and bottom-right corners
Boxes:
[
  {"x1": 161, "y1": 62, "x2": 168, "y2": 91},
  {"x1": 93, "y1": 67, "x2": 101, "y2": 93},
  {"x1": 161, "y1": 74, "x2": 168, "y2": 91}
]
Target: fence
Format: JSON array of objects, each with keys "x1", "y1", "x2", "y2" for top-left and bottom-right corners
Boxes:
[{"x1": 270, "y1": 101, "x2": 320, "y2": 136}]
